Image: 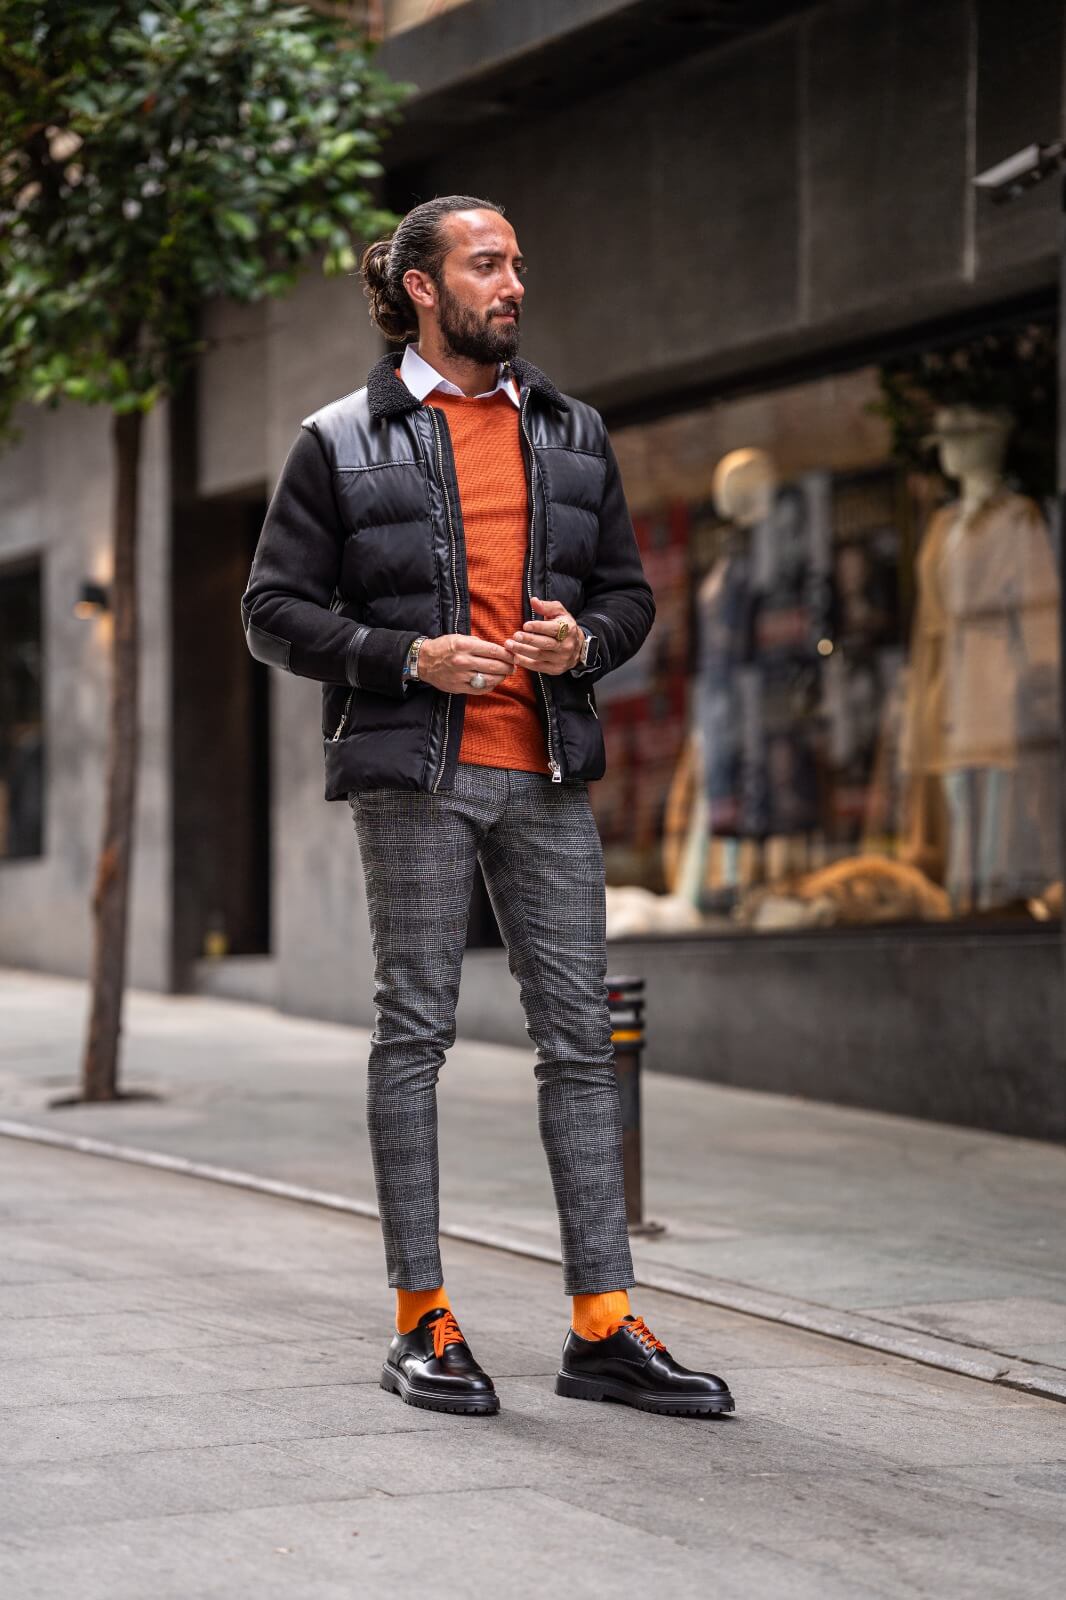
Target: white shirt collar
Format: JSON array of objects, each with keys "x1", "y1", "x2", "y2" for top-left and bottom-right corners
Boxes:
[{"x1": 399, "y1": 342, "x2": 520, "y2": 409}]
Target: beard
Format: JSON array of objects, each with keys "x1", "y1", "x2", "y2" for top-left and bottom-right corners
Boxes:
[{"x1": 437, "y1": 280, "x2": 521, "y2": 363}]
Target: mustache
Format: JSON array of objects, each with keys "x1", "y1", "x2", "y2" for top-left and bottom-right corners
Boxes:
[{"x1": 489, "y1": 304, "x2": 521, "y2": 320}]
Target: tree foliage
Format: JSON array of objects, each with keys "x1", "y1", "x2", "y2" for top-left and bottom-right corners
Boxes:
[{"x1": 0, "y1": 0, "x2": 409, "y2": 438}]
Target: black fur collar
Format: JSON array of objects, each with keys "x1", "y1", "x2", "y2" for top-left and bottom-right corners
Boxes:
[{"x1": 365, "y1": 349, "x2": 570, "y2": 420}]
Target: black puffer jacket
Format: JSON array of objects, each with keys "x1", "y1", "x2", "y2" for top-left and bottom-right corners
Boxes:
[{"x1": 241, "y1": 351, "x2": 655, "y2": 799}]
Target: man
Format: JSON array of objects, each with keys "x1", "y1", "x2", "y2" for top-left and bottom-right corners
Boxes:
[{"x1": 241, "y1": 194, "x2": 734, "y2": 1421}]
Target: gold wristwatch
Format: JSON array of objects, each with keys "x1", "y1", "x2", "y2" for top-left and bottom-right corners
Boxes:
[{"x1": 403, "y1": 636, "x2": 427, "y2": 683}]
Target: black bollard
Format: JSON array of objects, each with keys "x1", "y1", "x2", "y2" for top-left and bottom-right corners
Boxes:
[{"x1": 607, "y1": 974, "x2": 664, "y2": 1237}]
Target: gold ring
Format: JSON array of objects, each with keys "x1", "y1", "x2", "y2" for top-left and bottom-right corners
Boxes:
[{"x1": 555, "y1": 619, "x2": 571, "y2": 642}]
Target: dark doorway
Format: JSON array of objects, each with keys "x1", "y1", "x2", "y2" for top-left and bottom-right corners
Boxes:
[{"x1": 171, "y1": 492, "x2": 271, "y2": 982}]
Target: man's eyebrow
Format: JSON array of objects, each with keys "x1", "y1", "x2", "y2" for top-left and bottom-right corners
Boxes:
[{"x1": 466, "y1": 248, "x2": 525, "y2": 264}]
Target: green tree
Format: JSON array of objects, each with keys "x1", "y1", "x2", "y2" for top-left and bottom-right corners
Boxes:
[{"x1": 0, "y1": 0, "x2": 408, "y2": 1100}]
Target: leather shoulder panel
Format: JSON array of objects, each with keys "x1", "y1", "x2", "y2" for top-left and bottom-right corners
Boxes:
[
  {"x1": 302, "y1": 387, "x2": 412, "y2": 470},
  {"x1": 528, "y1": 392, "x2": 607, "y2": 456}
]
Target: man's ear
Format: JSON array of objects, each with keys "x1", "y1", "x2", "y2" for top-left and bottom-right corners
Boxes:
[{"x1": 402, "y1": 268, "x2": 437, "y2": 311}]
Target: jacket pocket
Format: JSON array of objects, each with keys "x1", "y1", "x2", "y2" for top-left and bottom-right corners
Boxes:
[{"x1": 328, "y1": 686, "x2": 357, "y2": 742}]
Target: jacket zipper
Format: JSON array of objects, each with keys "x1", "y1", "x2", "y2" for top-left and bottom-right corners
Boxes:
[
  {"x1": 331, "y1": 621, "x2": 370, "y2": 741},
  {"x1": 330, "y1": 689, "x2": 354, "y2": 742},
  {"x1": 586, "y1": 691, "x2": 598, "y2": 720},
  {"x1": 429, "y1": 406, "x2": 462, "y2": 792},
  {"x1": 520, "y1": 391, "x2": 563, "y2": 782}
]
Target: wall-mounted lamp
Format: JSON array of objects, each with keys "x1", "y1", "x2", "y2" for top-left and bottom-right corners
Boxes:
[{"x1": 74, "y1": 580, "x2": 111, "y2": 618}]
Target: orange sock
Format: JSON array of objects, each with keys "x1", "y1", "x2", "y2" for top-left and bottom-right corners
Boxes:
[
  {"x1": 395, "y1": 1285, "x2": 451, "y2": 1334},
  {"x1": 572, "y1": 1290, "x2": 631, "y2": 1340}
]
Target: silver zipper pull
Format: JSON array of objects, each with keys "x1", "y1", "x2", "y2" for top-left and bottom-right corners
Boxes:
[
  {"x1": 331, "y1": 690, "x2": 354, "y2": 741},
  {"x1": 549, "y1": 758, "x2": 562, "y2": 783}
]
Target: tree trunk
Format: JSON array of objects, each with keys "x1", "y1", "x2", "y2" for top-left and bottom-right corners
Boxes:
[{"x1": 81, "y1": 407, "x2": 142, "y2": 1102}]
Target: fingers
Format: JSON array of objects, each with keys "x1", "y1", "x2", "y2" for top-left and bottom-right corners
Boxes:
[
  {"x1": 530, "y1": 595, "x2": 565, "y2": 615},
  {"x1": 465, "y1": 654, "x2": 515, "y2": 680},
  {"x1": 517, "y1": 619, "x2": 572, "y2": 637},
  {"x1": 508, "y1": 608, "x2": 581, "y2": 677},
  {"x1": 451, "y1": 634, "x2": 515, "y2": 693},
  {"x1": 510, "y1": 630, "x2": 564, "y2": 652},
  {"x1": 433, "y1": 627, "x2": 578, "y2": 690},
  {"x1": 461, "y1": 637, "x2": 515, "y2": 667},
  {"x1": 510, "y1": 615, "x2": 575, "y2": 654}
]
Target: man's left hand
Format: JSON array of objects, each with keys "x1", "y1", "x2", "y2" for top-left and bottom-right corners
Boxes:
[{"x1": 508, "y1": 597, "x2": 583, "y2": 675}]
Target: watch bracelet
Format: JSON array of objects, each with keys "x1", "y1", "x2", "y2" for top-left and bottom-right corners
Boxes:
[{"x1": 405, "y1": 635, "x2": 427, "y2": 680}]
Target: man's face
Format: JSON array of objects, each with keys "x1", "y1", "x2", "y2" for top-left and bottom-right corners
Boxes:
[{"x1": 432, "y1": 210, "x2": 526, "y2": 363}]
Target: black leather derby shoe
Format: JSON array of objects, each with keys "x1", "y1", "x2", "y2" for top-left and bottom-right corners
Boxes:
[
  {"x1": 380, "y1": 1307, "x2": 499, "y2": 1416},
  {"x1": 556, "y1": 1314, "x2": 734, "y2": 1417}
]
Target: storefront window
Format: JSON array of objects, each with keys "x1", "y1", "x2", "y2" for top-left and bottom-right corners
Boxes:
[
  {"x1": 0, "y1": 559, "x2": 44, "y2": 861},
  {"x1": 598, "y1": 321, "x2": 1060, "y2": 934}
]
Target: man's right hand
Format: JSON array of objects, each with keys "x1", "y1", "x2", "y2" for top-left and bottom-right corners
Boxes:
[{"x1": 417, "y1": 634, "x2": 516, "y2": 694}]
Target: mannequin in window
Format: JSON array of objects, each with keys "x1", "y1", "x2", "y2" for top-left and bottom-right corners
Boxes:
[
  {"x1": 665, "y1": 448, "x2": 776, "y2": 907},
  {"x1": 899, "y1": 403, "x2": 1059, "y2": 912}
]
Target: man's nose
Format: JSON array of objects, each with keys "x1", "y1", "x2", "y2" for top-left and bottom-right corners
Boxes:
[{"x1": 504, "y1": 268, "x2": 525, "y2": 302}]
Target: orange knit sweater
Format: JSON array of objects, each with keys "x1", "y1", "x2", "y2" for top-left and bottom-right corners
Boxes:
[{"x1": 428, "y1": 389, "x2": 549, "y2": 775}]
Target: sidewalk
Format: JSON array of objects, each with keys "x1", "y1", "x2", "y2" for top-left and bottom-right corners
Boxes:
[
  {"x1": 3, "y1": 1135, "x2": 1065, "y2": 1599},
  {"x1": 2, "y1": 968, "x2": 1065, "y2": 1401}
]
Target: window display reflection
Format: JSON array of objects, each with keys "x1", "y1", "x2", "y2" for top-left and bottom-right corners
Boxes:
[{"x1": 597, "y1": 327, "x2": 1059, "y2": 934}]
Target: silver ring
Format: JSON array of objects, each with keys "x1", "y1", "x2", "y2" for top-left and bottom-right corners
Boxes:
[{"x1": 469, "y1": 672, "x2": 489, "y2": 691}]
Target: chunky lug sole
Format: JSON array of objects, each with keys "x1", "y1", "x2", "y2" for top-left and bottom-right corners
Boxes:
[
  {"x1": 380, "y1": 1362, "x2": 499, "y2": 1416},
  {"x1": 556, "y1": 1370, "x2": 734, "y2": 1416}
]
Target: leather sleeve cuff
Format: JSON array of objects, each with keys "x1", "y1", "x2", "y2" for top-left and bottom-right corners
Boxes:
[{"x1": 350, "y1": 624, "x2": 424, "y2": 699}]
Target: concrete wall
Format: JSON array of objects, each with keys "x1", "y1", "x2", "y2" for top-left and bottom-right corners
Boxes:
[
  {"x1": 0, "y1": 400, "x2": 172, "y2": 989},
  {"x1": 454, "y1": 930, "x2": 1066, "y2": 1142},
  {"x1": 390, "y1": 0, "x2": 1064, "y2": 413},
  {"x1": 266, "y1": 273, "x2": 387, "y2": 1022},
  {"x1": 195, "y1": 262, "x2": 388, "y2": 1022}
]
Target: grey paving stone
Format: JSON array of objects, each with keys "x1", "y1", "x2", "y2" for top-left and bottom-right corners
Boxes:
[
  {"x1": 0, "y1": 1275, "x2": 219, "y2": 1320},
  {"x1": 0, "y1": 1337, "x2": 373, "y2": 1410},
  {"x1": 0, "y1": 1308, "x2": 321, "y2": 1361},
  {"x1": 860, "y1": 1296, "x2": 1066, "y2": 1356},
  {"x1": 0, "y1": 1438, "x2": 359, "y2": 1534},
  {"x1": 0, "y1": 1489, "x2": 885, "y2": 1600},
  {"x1": 932, "y1": 1460, "x2": 1066, "y2": 1519},
  {"x1": 742, "y1": 1363, "x2": 1066, "y2": 1469},
  {"x1": 6, "y1": 1389, "x2": 351, "y2": 1465}
]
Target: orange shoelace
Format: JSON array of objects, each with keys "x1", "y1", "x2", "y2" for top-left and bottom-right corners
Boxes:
[
  {"x1": 431, "y1": 1310, "x2": 466, "y2": 1358},
  {"x1": 607, "y1": 1314, "x2": 666, "y2": 1352}
]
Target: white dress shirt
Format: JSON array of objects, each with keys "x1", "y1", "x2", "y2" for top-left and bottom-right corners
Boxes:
[{"x1": 399, "y1": 342, "x2": 520, "y2": 409}]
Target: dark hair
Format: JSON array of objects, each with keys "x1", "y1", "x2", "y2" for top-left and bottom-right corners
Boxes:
[{"x1": 361, "y1": 194, "x2": 505, "y2": 342}]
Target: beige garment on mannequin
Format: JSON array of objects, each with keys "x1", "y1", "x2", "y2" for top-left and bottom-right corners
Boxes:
[{"x1": 900, "y1": 490, "x2": 1059, "y2": 776}]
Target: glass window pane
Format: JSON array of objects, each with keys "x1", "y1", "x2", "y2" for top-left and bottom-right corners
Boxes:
[
  {"x1": 0, "y1": 562, "x2": 44, "y2": 860},
  {"x1": 600, "y1": 323, "x2": 1059, "y2": 934}
]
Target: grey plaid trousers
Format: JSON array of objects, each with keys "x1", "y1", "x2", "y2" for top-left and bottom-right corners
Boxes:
[{"x1": 347, "y1": 761, "x2": 635, "y2": 1296}]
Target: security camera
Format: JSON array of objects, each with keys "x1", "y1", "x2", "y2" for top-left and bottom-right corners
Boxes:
[{"x1": 973, "y1": 141, "x2": 1065, "y2": 204}]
